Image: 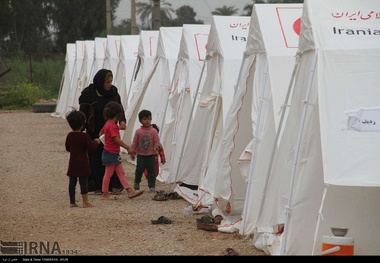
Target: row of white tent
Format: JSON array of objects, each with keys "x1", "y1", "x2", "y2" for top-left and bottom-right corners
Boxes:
[
  {"x1": 52, "y1": 0, "x2": 380, "y2": 255},
  {"x1": 52, "y1": 34, "x2": 142, "y2": 119}
]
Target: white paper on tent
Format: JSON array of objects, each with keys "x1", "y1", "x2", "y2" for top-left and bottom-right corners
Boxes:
[{"x1": 345, "y1": 107, "x2": 380, "y2": 132}]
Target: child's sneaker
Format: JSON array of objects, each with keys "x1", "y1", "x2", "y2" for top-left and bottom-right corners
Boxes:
[
  {"x1": 149, "y1": 187, "x2": 156, "y2": 193},
  {"x1": 134, "y1": 183, "x2": 140, "y2": 190}
]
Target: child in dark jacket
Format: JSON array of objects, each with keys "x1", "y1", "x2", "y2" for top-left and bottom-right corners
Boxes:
[{"x1": 65, "y1": 109, "x2": 100, "y2": 208}]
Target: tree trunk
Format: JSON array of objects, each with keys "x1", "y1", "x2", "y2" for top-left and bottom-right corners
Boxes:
[
  {"x1": 152, "y1": 0, "x2": 161, "y2": 30},
  {"x1": 131, "y1": 0, "x2": 137, "y2": 34}
]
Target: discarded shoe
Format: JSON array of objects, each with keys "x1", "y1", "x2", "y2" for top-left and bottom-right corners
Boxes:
[
  {"x1": 196, "y1": 215, "x2": 218, "y2": 232},
  {"x1": 197, "y1": 215, "x2": 214, "y2": 224},
  {"x1": 167, "y1": 192, "x2": 182, "y2": 200},
  {"x1": 214, "y1": 215, "x2": 223, "y2": 225},
  {"x1": 128, "y1": 189, "x2": 144, "y2": 199},
  {"x1": 221, "y1": 248, "x2": 239, "y2": 256},
  {"x1": 151, "y1": 216, "x2": 173, "y2": 224},
  {"x1": 152, "y1": 191, "x2": 168, "y2": 201}
]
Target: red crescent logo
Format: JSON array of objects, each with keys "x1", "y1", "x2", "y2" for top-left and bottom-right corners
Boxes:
[{"x1": 293, "y1": 18, "x2": 301, "y2": 35}]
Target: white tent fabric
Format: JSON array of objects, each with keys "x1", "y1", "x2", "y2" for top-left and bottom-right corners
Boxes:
[
  {"x1": 88, "y1": 37, "x2": 107, "y2": 85},
  {"x1": 200, "y1": 3, "x2": 303, "y2": 235},
  {"x1": 122, "y1": 27, "x2": 182, "y2": 149},
  {"x1": 51, "y1": 43, "x2": 76, "y2": 119},
  {"x1": 103, "y1": 35, "x2": 121, "y2": 75},
  {"x1": 156, "y1": 24, "x2": 210, "y2": 188},
  {"x1": 215, "y1": 3, "x2": 302, "y2": 239},
  {"x1": 70, "y1": 40, "x2": 95, "y2": 111},
  {"x1": 258, "y1": 0, "x2": 380, "y2": 255},
  {"x1": 114, "y1": 35, "x2": 139, "y2": 109},
  {"x1": 79, "y1": 41, "x2": 95, "y2": 90},
  {"x1": 173, "y1": 16, "x2": 250, "y2": 205},
  {"x1": 125, "y1": 30, "x2": 159, "y2": 107},
  {"x1": 63, "y1": 40, "x2": 85, "y2": 117}
]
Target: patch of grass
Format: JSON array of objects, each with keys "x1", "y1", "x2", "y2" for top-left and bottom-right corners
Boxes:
[
  {"x1": 0, "y1": 81, "x2": 48, "y2": 110},
  {"x1": 1, "y1": 55, "x2": 65, "y2": 109}
]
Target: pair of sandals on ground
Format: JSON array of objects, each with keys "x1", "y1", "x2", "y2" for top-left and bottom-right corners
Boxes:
[
  {"x1": 151, "y1": 216, "x2": 173, "y2": 224},
  {"x1": 150, "y1": 214, "x2": 224, "y2": 227},
  {"x1": 150, "y1": 191, "x2": 182, "y2": 224},
  {"x1": 196, "y1": 214, "x2": 223, "y2": 232},
  {"x1": 152, "y1": 190, "x2": 182, "y2": 201}
]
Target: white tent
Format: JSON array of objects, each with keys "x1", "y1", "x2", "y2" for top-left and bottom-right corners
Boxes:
[
  {"x1": 157, "y1": 24, "x2": 211, "y2": 185},
  {"x1": 114, "y1": 35, "x2": 140, "y2": 108},
  {"x1": 103, "y1": 35, "x2": 121, "y2": 75},
  {"x1": 63, "y1": 40, "x2": 85, "y2": 117},
  {"x1": 173, "y1": 16, "x2": 250, "y2": 204},
  {"x1": 199, "y1": 3, "x2": 302, "y2": 235},
  {"x1": 88, "y1": 37, "x2": 107, "y2": 85},
  {"x1": 70, "y1": 40, "x2": 95, "y2": 111},
  {"x1": 122, "y1": 27, "x2": 182, "y2": 148},
  {"x1": 256, "y1": 0, "x2": 380, "y2": 255},
  {"x1": 79, "y1": 41, "x2": 95, "y2": 91},
  {"x1": 125, "y1": 30, "x2": 159, "y2": 107},
  {"x1": 51, "y1": 43, "x2": 76, "y2": 118}
]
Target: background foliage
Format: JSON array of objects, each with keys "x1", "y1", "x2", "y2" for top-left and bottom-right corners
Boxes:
[
  {"x1": 0, "y1": 55, "x2": 63, "y2": 110},
  {"x1": 0, "y1": 0, "x2": 303, "y2": 110}
]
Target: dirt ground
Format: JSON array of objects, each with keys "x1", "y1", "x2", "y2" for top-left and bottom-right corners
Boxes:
[{"x1": 0, "y1": 110, "x2": 266, "y2": 257}]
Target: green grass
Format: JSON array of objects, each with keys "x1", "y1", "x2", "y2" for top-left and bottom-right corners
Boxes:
[{"x1": 0, "y1": 55, "x2": 65, "y2": 110}]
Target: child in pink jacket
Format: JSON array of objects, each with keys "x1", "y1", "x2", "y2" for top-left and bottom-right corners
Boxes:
[
  {"x1": 143, "y1": 124, "x2": 166, "y2": 179},
  {"x1": 131, "y1": 110, "x2": 163, "y2": 193}
]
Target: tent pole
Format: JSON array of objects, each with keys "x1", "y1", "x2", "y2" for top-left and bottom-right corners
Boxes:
[
  {"x1": 280, "y1": 51, "x2": 318, "y2": 255},
  {"x1": 312, "y1": 184, "x2": 329, "y2": 255},
  {"x1": 126, "y1": 56, "x2": 141, "y2": 106}
]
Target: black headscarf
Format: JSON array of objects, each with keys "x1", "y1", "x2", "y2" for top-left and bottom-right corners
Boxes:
[
  {"x1": 79, "y1": 68, "x2": 125, "y2": 135},
  {"x1": 93, "y1": 69, "x2": 115, "y2": 98}
]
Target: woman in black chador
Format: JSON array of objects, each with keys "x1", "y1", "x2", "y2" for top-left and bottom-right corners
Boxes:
[{"x1": 79, "y1": 69, "x2": 126, "y2": 194}]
